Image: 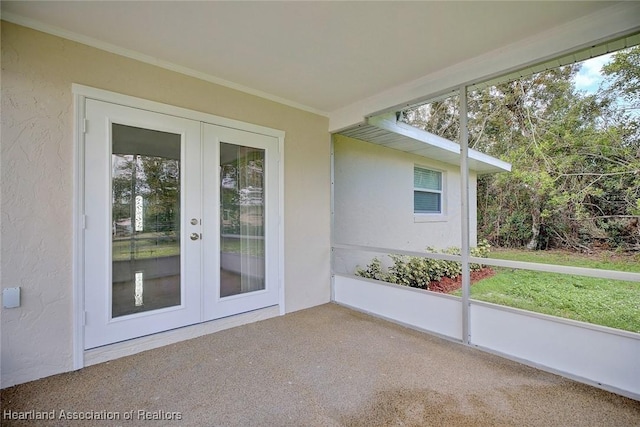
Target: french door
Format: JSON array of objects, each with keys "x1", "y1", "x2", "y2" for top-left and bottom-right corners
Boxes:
[{"x1": 83, "y1": 99, "x2": 279, "y2": 349}]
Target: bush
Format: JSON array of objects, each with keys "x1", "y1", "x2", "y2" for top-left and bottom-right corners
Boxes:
[
  {"x1": 354, "y1": 257, "x2": 388, "y2": 281},
  {"x1": 355, "y1": 240, "x2": 491, "y2": 290}
]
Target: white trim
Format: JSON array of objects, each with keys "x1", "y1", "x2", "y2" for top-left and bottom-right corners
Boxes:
[
  {"x1": 413, "y1": 214, "x2": 448, "y2": 224},
  {"x1": 413, "y1": 165, "x2": 444, "y2": 215},
  {"x1": 72, "y1": 84, "x2": 286, "y2": 140},
  {"x1": 329, "y1": 2, "x2": 640, "y2": 131},
  {"x1": 412, "y1": 163, "x2": 449, "y2": 222},
  {"x1": 330, "y1": 137, "x2": 336, "y2": 302},
  {"x1": 278, "y1": 134, "x2": 286, "y2": 315},
  {"x1": 361, "y1": 112, "x2": 511, "y2": 174},
  {"x1": 3, "y1": 12, "x2": 328, "y2": 118},
  {"x1": 72, "y1": 94, "x2": 86, "y2": 369}
]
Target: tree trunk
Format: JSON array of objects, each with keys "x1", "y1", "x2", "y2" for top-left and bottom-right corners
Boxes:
[
  {"x1": 527, "y1": 201, "x2": 541, "y2": 250},
  {"x1": 526, "y1": 221, "x2": 540, "y2": 250}
]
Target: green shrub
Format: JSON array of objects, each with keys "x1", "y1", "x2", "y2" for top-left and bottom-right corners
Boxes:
[
  {"x1": 354, "y1": 257, "x2": 388, "y2": 281},
  {"x1": 355, "y1": 240, "x2": 491, "y2": 290}
]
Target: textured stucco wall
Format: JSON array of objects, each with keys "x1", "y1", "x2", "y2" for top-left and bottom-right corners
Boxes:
[
  {"x1": 333, "y1": 134, "x2": 477, "y2": 272},
  {"x1": 1, "y1": 21, "x2": 330, "y2": 387}
]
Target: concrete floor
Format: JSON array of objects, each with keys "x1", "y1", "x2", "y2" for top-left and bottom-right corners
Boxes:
[{"x1": 2, "y1": 303, "x2": 639, "y2": 426}]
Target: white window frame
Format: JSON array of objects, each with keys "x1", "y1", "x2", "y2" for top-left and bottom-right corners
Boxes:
[{"x1": 413, "y1": 165, "x2": 445, "y2": 220}]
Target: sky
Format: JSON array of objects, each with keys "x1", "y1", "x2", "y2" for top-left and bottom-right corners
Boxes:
[{"x1": 573, "y1": 53, "x2": 613, "y2": 95}]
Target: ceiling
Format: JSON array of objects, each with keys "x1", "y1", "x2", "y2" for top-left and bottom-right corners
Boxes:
[{"x1": 0, "y1": 1, "x2": 629, "y2": 116}]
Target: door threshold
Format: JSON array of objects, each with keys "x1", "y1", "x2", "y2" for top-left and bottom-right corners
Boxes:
[{"x1": 84, "y1": 305, "x2": 280, "y2": 367}]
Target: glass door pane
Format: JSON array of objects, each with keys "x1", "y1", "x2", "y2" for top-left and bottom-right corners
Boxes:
[
  {"x1": 219, "y1": 142, "x2": 265, "y2": 297},
  {"x1": 111, "y1": 124, "x2": 182, "y2": 317}
]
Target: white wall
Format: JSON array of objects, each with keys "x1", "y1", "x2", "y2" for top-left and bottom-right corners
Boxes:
[
  {"x1": 334, "y1": 275, "x2": 462, "y2": 340},
  {"x1": 334, "y1": 134, "x2": 477, "y2": 253},
  {"x1": 1, "y1": 22, "x2": 331, "y2": 387}
]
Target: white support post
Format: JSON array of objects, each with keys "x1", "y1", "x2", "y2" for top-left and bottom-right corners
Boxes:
[
  {"x1": 330, "y1": 136, "x2": 336, "y2": 301},
  {"x1": 459, "y1": 85, "x2": 471, "y2": 345},
  {"x1": 72, "y1": 92, "x2": 86, "y2": 370}
]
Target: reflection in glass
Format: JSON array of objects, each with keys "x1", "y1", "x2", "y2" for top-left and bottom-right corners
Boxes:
[
  {"x1": 111, "y1": 124, "x2": 181, "y2": 317},
  {"x1": 220, "y1": 143, "x2": 266, "y2": 297},
  {"x1": 134, "y1": 271, "x2": 144, "y2": 307}
]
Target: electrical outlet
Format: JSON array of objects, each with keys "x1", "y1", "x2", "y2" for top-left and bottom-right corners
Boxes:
[{"x1": 3, "y1": 287, "x2": 21, "y2": 308}]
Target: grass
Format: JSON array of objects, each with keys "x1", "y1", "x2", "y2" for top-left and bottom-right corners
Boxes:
[
  {"x1": 462, "y1": 249, "x2": 640, "y2": 333},
  {"x1": 112, "y1": 234, "x2": 179, "y2": 261},
  {"x1": 221, "y1": 237, "x2": 264, "y2": 256},
  {"x1": 112, "y1": 234, "x2": 264, "y2": 261}
]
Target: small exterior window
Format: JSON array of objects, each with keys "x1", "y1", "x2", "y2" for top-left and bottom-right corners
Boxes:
[{"x1": 414, "y1": 166, "x2": 442, "y2": 214}]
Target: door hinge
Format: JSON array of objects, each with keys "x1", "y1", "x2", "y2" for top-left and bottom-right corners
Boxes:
[
  {"x1": 83, "y1": 119, "x2": 88, "y2": 134},
  {"x1": 83, "y1": 311, "x2": 87, "y2": 326},
  {"x1": 81, "y1": 215, "x2": 87, "y2": 230}
]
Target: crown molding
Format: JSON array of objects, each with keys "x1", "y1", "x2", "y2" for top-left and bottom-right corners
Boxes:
[{"x1": 1, "y1": 12, "x2": 329, "y2": 118}]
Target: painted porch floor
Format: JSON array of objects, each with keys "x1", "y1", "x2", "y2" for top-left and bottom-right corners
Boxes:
[{"x1": 2, "y1": 303, "x2": 639, "y2": 426}]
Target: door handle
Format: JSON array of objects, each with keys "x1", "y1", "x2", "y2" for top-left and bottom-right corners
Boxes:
[{"x1": 190, "y1": 233, "x2": 200, "y2": 241}]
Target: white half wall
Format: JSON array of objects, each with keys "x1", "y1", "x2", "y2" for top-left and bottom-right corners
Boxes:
[
  {"x1": 334, "y1": 275, "x2": 462, "y2": 341},
  {"x1": 470, "y1": 302, "x2": 640, "y2": 399}
]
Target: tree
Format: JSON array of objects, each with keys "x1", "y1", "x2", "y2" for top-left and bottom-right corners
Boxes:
[
  {"x1": 403, "y1": 50, "x2": 640, "y2": 252},
  {"x1": 602, "y1": 46, "x2": 640, "y2": 111},
  {"x1": 140, "y1": 156, "x2": 180, "y2": 233}
]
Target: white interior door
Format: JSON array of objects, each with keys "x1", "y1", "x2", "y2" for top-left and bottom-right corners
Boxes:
[{"x1": 83, "y1": 100, "x2": 280, "y2": 349}]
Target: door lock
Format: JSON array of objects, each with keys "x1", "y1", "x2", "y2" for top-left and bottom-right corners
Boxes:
[
  {"x1": 190, "y1": 233, "x2": 200, "y2": 241},
  {"x1": 190, "y1": 218, "x2": 200, "y2": 225}
]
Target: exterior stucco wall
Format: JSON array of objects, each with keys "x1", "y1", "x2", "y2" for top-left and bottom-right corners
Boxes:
[
  {"x1": 1, "y1": 22, "x2": 330, "y2": 386},
  {"x1": 333, "y1": 134, "x2": 477, "y2": 272}
]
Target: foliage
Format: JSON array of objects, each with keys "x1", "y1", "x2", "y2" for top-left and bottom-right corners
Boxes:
[
  {"x1": 602, "y1": 46, "x2": 640, "y2": 110},
  {"x1": 355, "y1": 241, "x2": 491, "y2": 290},
  {"x1": 354, "y1": 257, "x2": 387, "y2": 281},
  {"x1": 220, "y1": 148, "x2": 265, "y2": 235},
  {"x1": 112, "y1": 154, "x2": 180, "y2": 234},
  {"x1": 401, "y1": 47, "x2": 640, "y2": 252}
]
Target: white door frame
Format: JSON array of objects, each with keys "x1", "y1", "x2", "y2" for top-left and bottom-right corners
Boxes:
[{"x1": 72, "y1": 84, "x2": 285, "y2": 369}]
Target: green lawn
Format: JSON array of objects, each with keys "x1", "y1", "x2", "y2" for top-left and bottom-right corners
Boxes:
[
  {"x1": 461, "y1": 249, "x2": 640, "y2": 333},
  {"x1": 112, "y1": 234, "x2": 179, "y2": 261},
  {"x1": 112, "y1": 234, "x2": 264, "y2": 261}
]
